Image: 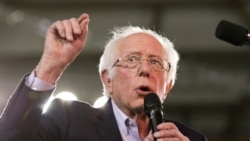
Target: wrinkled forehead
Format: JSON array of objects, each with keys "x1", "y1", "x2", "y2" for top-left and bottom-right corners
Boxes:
[{"x1": 115, "y1": 33, "x2": 166, "y2": 58}]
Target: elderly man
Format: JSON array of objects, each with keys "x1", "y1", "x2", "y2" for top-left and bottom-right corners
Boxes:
[{"x1": 0, "y1": 13, "x2": 206, "y2": 141}]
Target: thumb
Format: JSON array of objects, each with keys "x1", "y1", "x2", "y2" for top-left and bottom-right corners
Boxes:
[{"x1": 144, "y1": 131, "x2": 154, "y2": 141}]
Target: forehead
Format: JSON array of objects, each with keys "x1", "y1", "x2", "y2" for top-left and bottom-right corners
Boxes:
[{"x1": 117, "y1": 33, "x2": 166, "y2": 57}]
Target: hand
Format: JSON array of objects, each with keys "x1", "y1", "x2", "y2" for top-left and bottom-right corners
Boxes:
[
  {"x1": 144, "y1": 122, "x2": 189, "y2": 141},
  {"x1": 155, "y1": 122, "x2": 189, "y2": 141},
  {"x1": 35, "y1": 13, "x2": 90, "y2": 84}
]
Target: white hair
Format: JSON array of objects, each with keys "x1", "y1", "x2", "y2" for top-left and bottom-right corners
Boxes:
[{"x1": 98, "y1": 26, "x2": 180, "y2": 97}]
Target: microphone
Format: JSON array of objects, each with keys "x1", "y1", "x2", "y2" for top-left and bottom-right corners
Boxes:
[
  {"x1": 144, "y1": 93, "x2": 164, "y2": 134},
  {"x1": 215, "y1": 20, "x2": 250, "y2": 46}
]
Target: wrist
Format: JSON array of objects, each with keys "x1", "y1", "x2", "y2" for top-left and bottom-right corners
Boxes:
[{"x1": 35, "y1": 59, "x2": 67, "y2": 84}]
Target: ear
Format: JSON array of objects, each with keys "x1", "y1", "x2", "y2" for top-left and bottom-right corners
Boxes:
[
  {"x1": 101, "y1": 70, "x2": 113, "y2": 94},
  {"x1": 165, "y1": 79, "x2": 173, "y2": 96}
]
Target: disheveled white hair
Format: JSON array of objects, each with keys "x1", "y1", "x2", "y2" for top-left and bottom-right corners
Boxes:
[{"x1": 98, "y1": 26, "x2": 179, "y2": 97}]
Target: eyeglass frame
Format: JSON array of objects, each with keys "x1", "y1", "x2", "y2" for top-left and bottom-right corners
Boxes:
[{"x1": 111, "y1": 53, "x2": 171, "y2": 72}]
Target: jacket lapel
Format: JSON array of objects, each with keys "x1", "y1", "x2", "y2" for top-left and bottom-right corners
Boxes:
[{"x1": 95, "y1": 99, "x2": 122, "y2": 141}]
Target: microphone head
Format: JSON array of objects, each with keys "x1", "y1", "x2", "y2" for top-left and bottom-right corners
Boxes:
[
  {"x1": 144, "y1": 93, "x2": 162, "y2": 117},
  {"x1": 215, "y1": 20, "x2": 249, "y2": 46}
]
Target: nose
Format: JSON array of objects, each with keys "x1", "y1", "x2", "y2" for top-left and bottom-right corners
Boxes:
[{"x1": 138, "y1": 59, "x2": 151, "y2": 77}]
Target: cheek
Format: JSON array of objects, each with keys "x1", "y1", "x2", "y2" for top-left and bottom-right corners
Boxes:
[
  {"x1": 155, "y1": 73, "x2": 167, "y2": 93},
  {"x1": 112, "y1": 69, "x2": 134, "y2": 92}
]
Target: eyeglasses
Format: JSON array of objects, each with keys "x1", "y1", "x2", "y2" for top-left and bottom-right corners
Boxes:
[{"x1": 112, "y1": 54, "x2": 171, "y2": 72}]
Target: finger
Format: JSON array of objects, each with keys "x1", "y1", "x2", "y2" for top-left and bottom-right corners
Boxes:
[
  {"x1": 78, "y1": 13, "x2": 89, "y2": 23},
  {"x1": 157, "y1": 137, "x2": 180, "y2": 141},
  {"x1": 157, "y1": 122, "x2": 178, "y2": 130},
  {"x1": 154, "y1": 122, "x2": 189, "y2": 140},
  {"x1": 50, "y1": 21, "x2": 66, "y2": 39},
  {"x1": 154, "y1": 128, "x2": 189, "y2": 141},
  {"x1": 79, "y1": 17, "x2": 90, "y2": 42},
  {"x1": 144, "y1": 131, "x2": 154, "y2": 141},
  {"x1": 70, "y1": 18, "x2": 81, "y2": 35},
  {"x1": 62, "y1": 20, "x2": 74, "y2": 41},
  {"x1": 154, "y1": 128, "x2": 178, "y2": 138}
]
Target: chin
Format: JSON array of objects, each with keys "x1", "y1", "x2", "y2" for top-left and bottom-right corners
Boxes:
[{"x1": 133, "y1": 100, "x2": 144, "y2": 109}]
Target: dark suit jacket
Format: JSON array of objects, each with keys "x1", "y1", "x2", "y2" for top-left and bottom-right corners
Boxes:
[{"x1": 0, "y1": 75, "x2": 207, "y2": 141}]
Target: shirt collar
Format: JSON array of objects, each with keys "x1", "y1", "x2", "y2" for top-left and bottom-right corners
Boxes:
[{"x1": 111, "y1": 99, "x2": 137, "y2": 135}]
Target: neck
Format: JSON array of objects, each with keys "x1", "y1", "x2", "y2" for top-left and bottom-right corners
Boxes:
[{"x1": 136, "y1": 114, "x2": 150, "y2": 140}]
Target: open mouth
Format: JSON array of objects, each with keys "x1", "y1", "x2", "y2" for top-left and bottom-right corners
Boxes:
[
  {"x1": 137, "y1": 86, "x2": 153, "y2": 94},
  {"x1": 140, "y1": 86, "x2": 150, "y2": 91}
]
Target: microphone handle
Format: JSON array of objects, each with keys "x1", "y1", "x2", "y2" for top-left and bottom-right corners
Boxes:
[{"x1": 149, "y1": 108, "x2": 164, "y2": 133}]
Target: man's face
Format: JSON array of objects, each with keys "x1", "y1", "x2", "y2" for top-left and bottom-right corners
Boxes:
[{"x1": 108, "y1": 33, "x2": 170, "y2": 117}]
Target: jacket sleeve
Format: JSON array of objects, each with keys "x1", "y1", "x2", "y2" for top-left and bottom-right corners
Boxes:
[{"x1": 0, "y1": 74, "x2": 53, "y2": 141}]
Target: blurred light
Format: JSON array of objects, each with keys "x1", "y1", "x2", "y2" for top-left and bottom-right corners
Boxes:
[
  {"x1": 43, "y1": 91, "x2": 77, "y2": 113},
  {"x1": 42, "y1": 96, "x2": 54, "y2": 113},
  {"x1": 93, "y1": 96, "x2": 108, "y2": 108},
  {"x1": 6, "y1": 10, "x2": 24, "y2": 25},
  {"x1": 37, "y1": 19, "x2": 52, "y2": 37},
  {"x1": 55, "y1": 91, "x2": 78, "y2": 101}
]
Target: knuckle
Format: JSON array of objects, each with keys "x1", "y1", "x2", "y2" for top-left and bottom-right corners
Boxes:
[{"x1": 70, "y1": 18, "x2": 77, "y2": 21}]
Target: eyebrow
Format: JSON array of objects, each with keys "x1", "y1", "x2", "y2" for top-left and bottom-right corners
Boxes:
[
  {"x1": 122, "y1": 52, "x2": 141, "y2": 57},
  {"x1": 125, "y1": 52, "x2": 162, "y2": 58}
]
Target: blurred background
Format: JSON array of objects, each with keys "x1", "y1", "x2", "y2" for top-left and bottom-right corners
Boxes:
[{"x1": 0, "y1": 0, "x2": 250, "y2": 140}]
